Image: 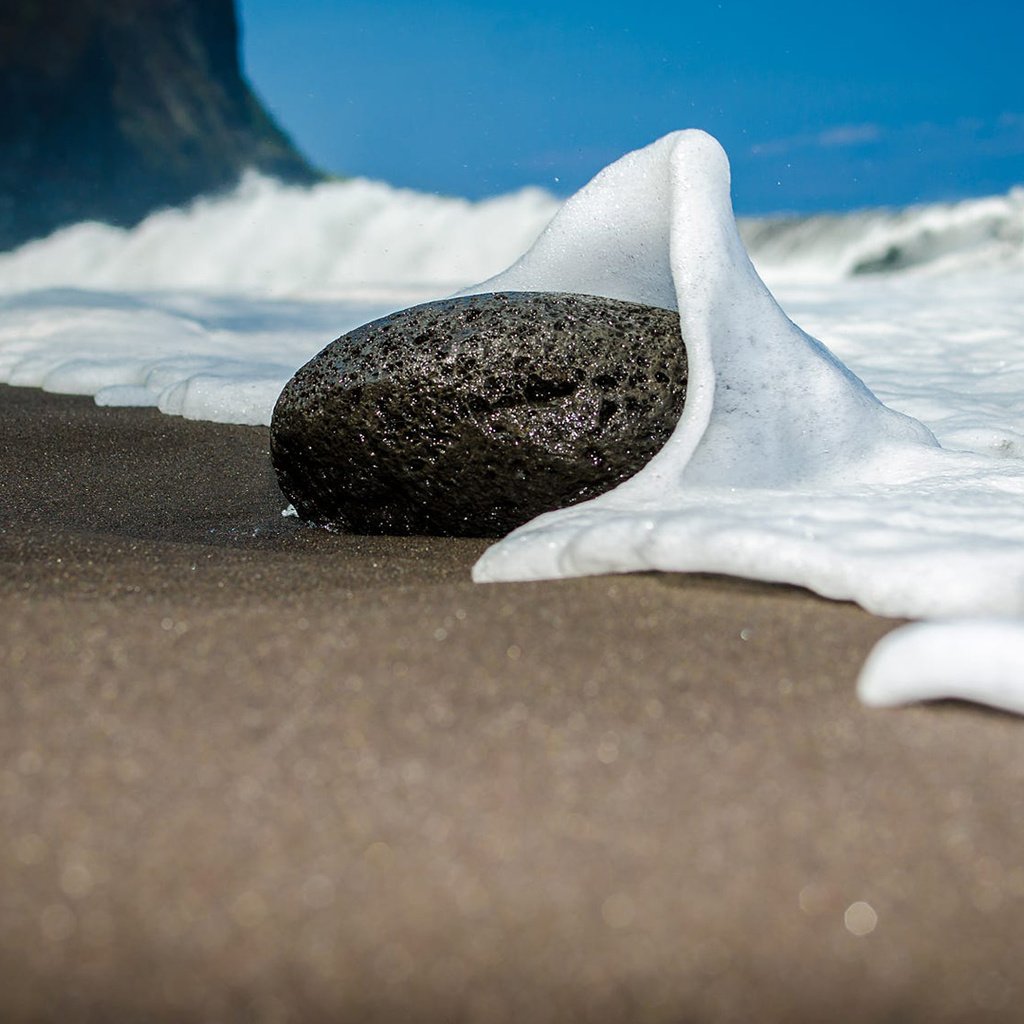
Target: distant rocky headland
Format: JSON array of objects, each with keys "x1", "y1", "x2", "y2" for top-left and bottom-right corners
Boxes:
[{"x1": 0, "y1": 0, "x2": 321, "y2": 250}]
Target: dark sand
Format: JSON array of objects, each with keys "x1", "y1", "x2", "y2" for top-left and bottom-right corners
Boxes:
[{"x1": 2, "y1": 383, "x2": 1023, "y2": 1023}]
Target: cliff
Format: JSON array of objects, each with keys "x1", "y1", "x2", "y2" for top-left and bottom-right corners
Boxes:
[{"x1": 0, "y1": 0, "x2": 321, "y2": 250}]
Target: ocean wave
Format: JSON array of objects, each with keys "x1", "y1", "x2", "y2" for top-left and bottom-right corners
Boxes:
[
  {"x1": 0, "y1": 173, "x2": 561, "y2": 302},
  {"x1": 0, "y1": 172, "x2": 1020, "y2": 298},
  {"x1": 742, "y1": 187, "x2": 1024, "y2": 280}
]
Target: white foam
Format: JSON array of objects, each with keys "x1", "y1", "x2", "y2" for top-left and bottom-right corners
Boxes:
[
  {"x1": 858, "y1": 620, "x2": 1024, "y2": 715},
  {"x1": 744, "y1": 188, "x2": 1024, "y2": 282},
  {"x1": 465, "y1": 131, "x2": 1024, "y2": 712},
  {"x1": 0, "y1": 174, "x2": 560, "y2": 300},
  {"x1": 0, "y1": 289, "x2": 400, "y2": 423}
]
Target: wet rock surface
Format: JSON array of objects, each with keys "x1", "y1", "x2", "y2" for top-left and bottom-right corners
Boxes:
[{"x1": 271, "y1": 291, "x2": 688, "y2": 537}]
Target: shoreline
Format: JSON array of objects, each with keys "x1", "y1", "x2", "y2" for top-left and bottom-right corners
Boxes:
[{"x1": 2, "y1": 385, "x2": 1023, "y2": 1022}]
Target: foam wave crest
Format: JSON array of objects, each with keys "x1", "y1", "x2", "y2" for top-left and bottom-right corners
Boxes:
[
  {"x1": 0, "y1": 173, "x2": 561, "y2": 300},
  {"x1": 743, "y1": 187, "x2": 1024, "y2": 281}
]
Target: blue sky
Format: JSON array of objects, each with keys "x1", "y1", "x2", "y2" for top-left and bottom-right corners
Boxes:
[{"x1": 239, "y1": 0, "x2": 1024, "y2": 214}]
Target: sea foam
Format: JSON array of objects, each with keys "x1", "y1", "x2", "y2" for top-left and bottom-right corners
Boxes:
[
  {"x1": 858, "y1": 620, "x2": 1024, "y2": 714},
  {"x1": 0, "y1": 173, "x2": 560, "y2": 300},
  {"x1": 466, "y1": 130, "x2": 1024, "y2": 715},
  {"x1": 1, "y1": 134, "x2": 1023, "y2": 714}
]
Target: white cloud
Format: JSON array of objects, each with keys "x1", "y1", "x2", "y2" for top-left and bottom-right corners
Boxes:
[
  {"x1": 817, "y1": 123, "x2": 882, "y2": 148},
  {"x1": 751, "y1": 114, "x2": 1024, "y2": 161},
  {"x1": 751, "y1": 123, "x2": 882, "y2": 157}
]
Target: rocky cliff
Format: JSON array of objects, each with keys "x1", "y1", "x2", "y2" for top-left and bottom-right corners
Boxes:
[{"x1": 0, "y1": 0, "x2": 321, "y2": 250}]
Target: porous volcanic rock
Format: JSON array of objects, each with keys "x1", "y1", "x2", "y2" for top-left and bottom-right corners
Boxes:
[{"x1": 271, "y1": 291, "x2": 687, "y2": 537}]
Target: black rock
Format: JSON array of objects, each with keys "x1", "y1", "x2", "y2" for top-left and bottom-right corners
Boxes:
[{"x1": 271, "y1": 291, "x2": 688, "y2": 537}]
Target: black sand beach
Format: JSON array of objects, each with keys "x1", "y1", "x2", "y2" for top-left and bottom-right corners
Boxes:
[{"x1": 2, "y1": 383, "x2": 1023, "y2": 1022}]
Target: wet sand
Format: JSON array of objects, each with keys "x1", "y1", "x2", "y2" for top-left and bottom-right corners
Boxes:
[{"x1": 2, "y1": 383, "x2": 1022, "y2": 1022}]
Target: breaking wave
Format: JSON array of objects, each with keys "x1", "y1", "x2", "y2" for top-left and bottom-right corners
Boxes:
[
  {"x1": 0, "y1": 173, "x2": 561, "y2": 302},
  {"x1": 0, "y1": 171, "x2": 1020, "y2": 299},
  {"x1": 742, "y1": 187, "x2": 1024, "y2": 281}
]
